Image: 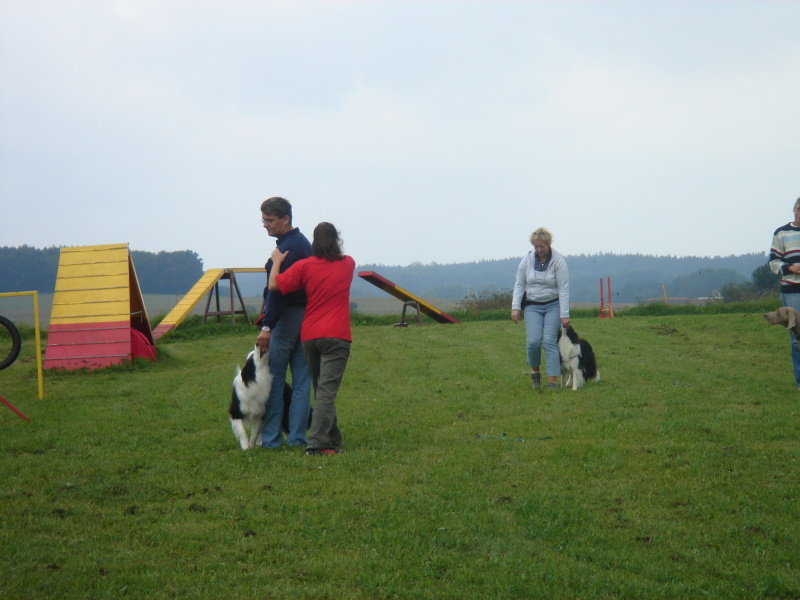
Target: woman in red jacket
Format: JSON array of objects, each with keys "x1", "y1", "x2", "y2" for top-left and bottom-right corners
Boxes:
[{"x1": 269, "y1": 222, "x2": 355, "y2": 455}]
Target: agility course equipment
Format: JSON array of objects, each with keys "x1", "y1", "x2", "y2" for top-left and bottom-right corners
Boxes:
[
  {"x1": 357, "y1": 271, "x2": 460, "y2": 325},
  {"x1": 43, "y1": 244, "x2": 156, "y2": 370},
  {"x1": 0, "y1": 315, "x2": 21, "y2": 371},
  {"x1": 0, "y1": 300, "x2": 37, "y2": 420},
  {"x1": 599, "y1": 277, "x2": 615, "y2": 318},
  {"x1": 0, "y1": 291, "x2": 44, "y2": 400},
  {"x1": 152, "y1": 268, "x2": 263, "y2": 340}
]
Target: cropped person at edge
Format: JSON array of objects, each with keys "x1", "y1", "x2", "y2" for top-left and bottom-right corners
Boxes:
[{"x1": 769, "y1": 196, "x2": 800, "y2": 390}]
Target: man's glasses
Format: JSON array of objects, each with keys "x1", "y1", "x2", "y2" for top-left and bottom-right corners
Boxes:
[{"x1": 261, "y1": 217, "x2": 281, "y2": 225}]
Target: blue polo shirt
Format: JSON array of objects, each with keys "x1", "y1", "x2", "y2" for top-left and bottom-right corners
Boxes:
[{"x1": 260, "y1": 227, "x2": 312, "y2": 329}]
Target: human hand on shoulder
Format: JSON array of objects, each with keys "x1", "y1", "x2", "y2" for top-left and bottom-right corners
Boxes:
[{"x1": 270, "y1": 248, "x2": 289, "y2": 263}]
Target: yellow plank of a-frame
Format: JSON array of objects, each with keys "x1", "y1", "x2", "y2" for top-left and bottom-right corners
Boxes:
[
  {"x1": 58, "y1": 243, "x2": 128, "y2": 261},
  {"x1": 49, "y1": 244, "x2": 132, "y2": 325}
]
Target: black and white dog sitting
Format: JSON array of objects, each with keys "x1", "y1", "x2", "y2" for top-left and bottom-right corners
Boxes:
[
  {"x1": 229, "y1": 345, "x2": 272, "y2": 450},
  {"x1": 557, "y1": 325, "x2": 600, "y2": 390}
]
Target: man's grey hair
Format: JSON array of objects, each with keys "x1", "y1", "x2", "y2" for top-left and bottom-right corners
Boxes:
[{"x1": 261, "y1": 197, "x2": 293, "y2": 222}]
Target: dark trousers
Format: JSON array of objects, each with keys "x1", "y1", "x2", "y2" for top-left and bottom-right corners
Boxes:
[{"x1": 302, "y1": 337, "x2": 351, "y2": 450}]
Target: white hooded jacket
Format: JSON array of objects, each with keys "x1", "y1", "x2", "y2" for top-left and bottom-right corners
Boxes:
[{"x1": 511, "y1": 248, "x2": 570, "y2": 319}]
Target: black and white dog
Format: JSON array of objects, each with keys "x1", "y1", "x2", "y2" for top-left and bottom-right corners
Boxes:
[
  {"x1": 557, "y1": 325, "x2": 600, "y2": 390},
  {"x1": 229, "y1": 345, "x2": 312, "y2": 450},
  {"x1": 229, "y1": 345, "x2": 272, "y2": 450}
]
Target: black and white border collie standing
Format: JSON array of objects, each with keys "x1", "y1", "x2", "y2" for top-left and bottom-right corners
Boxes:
[
  {"x1": 557, "y1": 325, "x2": 600, "y2": 390},
  {"x1": 229, "y1": 345, "x2": 272, "y2": 450}
]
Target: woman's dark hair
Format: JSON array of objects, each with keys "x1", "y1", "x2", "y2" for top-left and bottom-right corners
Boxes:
[{"x1": 312, "y1": 222, "x2": 344, "y2": 260}]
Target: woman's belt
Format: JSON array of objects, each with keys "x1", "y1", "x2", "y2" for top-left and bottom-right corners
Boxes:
[{"x1": 522, "y1": 297, "x2": 558, "y2": 307}]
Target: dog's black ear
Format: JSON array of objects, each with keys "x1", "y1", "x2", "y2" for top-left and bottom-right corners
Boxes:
[
  {"x1": 566, "y1": 326, "x2": 580, "y2": 344},
  {"x1": 241, "y1": 354, "x2": 257, "y2": 385}
]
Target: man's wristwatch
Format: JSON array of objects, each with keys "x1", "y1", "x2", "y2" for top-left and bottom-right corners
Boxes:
[{"x1": 261, "y1": 326, "x2": 271, "y2": 333}]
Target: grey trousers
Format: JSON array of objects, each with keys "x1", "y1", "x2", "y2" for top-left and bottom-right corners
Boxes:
[{"x1": 302, "y1": 337, "x2": 351, "y2": 450}]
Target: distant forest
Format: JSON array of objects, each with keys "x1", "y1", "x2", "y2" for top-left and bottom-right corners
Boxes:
[
  {"x1": 241, "y1": 251, "x2": 770, "y2": 304},
  {"x1": 347, "y1": 252, "x2": 771, "y2": 304},
  {"x1": 0, "y1": 246, "x2": 770, "y2": 304},
  {"x1": 0, "y1": 245, "x2": 204, "y2": 295}
]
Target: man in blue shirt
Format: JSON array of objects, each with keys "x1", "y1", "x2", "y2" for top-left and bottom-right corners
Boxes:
[{"x1": 256, "y1": 197, "x2": 313, "y2": 448}]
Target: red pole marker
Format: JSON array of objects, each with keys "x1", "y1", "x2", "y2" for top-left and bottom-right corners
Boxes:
[{"x1": 0, "y1": 395, "x2": 30, "y2": 421}]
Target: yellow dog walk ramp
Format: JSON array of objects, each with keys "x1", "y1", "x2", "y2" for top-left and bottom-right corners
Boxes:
[{"x1": 152, "y1": 268, "x2": 262, "y2": 340}]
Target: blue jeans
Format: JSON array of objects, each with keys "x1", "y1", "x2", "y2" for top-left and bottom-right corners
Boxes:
[
  {"x1": 523, "y1": 301, "x2": 561, "y2": 378},
  {"x1": 781, "y1": 292, "x2": 800, "y2": 386},
  {"x1": 260, "y1": 305, "x2": 312, "y2": 447}
]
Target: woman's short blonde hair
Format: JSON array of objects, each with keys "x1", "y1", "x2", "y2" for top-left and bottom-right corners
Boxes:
[{"x1": 529, "y1": 227, "x2": 553, "y2": 246}]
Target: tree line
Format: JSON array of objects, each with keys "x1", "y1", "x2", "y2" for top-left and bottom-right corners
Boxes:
[
  {"x1": 458, "y1": 264, "x2": 779, "y2": 313},
  {"x1": 720, "y1": 264, "x2": 780, "y2": 302},
  {"x1": 1, "y1": 245, "x2": 777, "y2": 305},
  {"x1": 0, "y1": 245, "x2": 205, "y2": 294},
  {"x1": 349, "y1": 252, "x2": 774, "y2": 304}
]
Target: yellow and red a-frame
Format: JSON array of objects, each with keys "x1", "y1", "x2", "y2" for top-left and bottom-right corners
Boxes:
[{"x1": 43, "y1": 244, "x2": 156, "y2": 370}]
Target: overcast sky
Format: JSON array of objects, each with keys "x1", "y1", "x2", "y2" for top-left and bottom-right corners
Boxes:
[{"x1": 1, "y1": 0, "x2": 798, "y2": 270}]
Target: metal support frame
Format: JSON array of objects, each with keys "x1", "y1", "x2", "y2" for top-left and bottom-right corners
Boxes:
[
  {"x1": 202, "y1": 270, "x2": 253, "y2": 326},
  {"x1": 394, "y1": 301, "x2": 423, "y2": 327}
]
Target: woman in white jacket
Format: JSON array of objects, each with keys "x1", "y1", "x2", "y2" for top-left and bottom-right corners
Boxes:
[{"x1": 511, "y1": 227, "x2": 570, "y2": 390}]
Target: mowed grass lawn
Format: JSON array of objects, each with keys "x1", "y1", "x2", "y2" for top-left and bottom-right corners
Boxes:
[{"x1": 1, "y1": 313, "x2": 798, "y2": 599}]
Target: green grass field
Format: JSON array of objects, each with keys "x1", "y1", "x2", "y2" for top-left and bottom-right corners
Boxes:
[{"x1": 1, "y1": 312, "x2": 798, "y2": 599}]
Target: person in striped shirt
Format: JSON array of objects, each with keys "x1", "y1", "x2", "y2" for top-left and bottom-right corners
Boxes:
[{"x1": 769, "y1": 196, "x2": 800, "y2": 389}]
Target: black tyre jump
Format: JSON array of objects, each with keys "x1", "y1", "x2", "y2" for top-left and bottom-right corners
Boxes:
[{"x1": 0, "y1": 315, "x2": 22, "y2": 370}]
